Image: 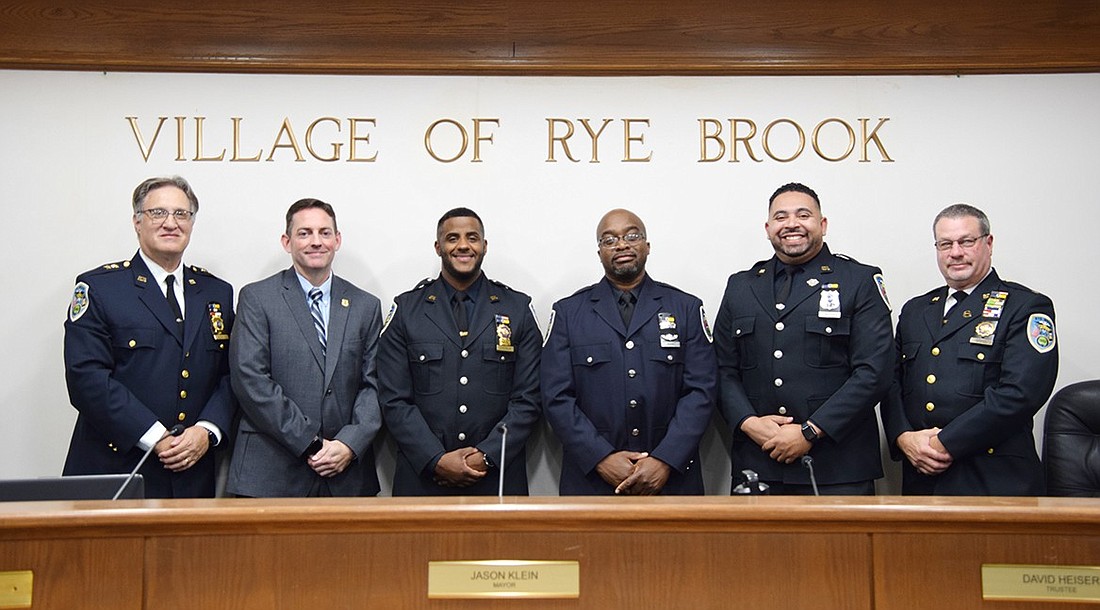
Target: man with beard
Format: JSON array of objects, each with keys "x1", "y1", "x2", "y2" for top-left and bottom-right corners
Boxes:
[
  {"x1": 378, "y1": 208, "x2": 541, "y2": 495},
  {"x1": 882, "y1": 204, "x2": 1057, "y2": 495},
  {"x1": 541, "y1": 209, "x2": 716, "y2": 495},
  {"x1": 714, "y1": 183, "x2": 893, "y2": 495}
]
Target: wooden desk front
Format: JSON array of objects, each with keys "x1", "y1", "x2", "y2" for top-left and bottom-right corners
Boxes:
[{"x1": 1, "y1": 497, "x2": 1099, "y2": 609}]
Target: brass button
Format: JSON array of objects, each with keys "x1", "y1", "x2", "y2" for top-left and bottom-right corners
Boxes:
[
  {"x1": 181, "y1": 369, "x2": 190, "y2": 379},
  {"x1": 931, "y1": 347, "x2": 940, "y2": 356},
  {"x1": 128, "y1": 339, "x2": 137, "y2": 348},
  {"x1": 925, "y1": 402, "x2": 935, "y2": 412},
  {"x1": 987, "y1": 448, "x2": 995, "y2": 454},
  {"x1": 177, "y1": 412, "x2": 186, "y2": 421},
  {"x1": 977, "y1": 353, "x2": 985, "y2": 361},
  {"x1": 926, "y1": 374, "x2": 936, "y2": 384},
  {"x1": 179, "y1": 390, "x2": 187, "y2": 399}
]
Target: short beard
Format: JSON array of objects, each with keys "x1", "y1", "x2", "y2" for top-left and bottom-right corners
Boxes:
[{"x1": 606, "y1": 261, "x2": 643, "y2": 284}]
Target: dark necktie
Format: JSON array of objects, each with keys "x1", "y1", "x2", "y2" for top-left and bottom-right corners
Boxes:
[
  {"x1": 775, "y1": 265, "x2": 800, "y2": 304},
  {"x1": 618, "y1": 291, "x2": 636, "y2": 326},
  {"x1": 453, "y1": 291, "x2": 469, "y2": 334},
  {"x1": 165, "y1": 275, "x2": 183, "y2": 324},
  {"x1": 943, "y1": 290, "x2": 968, "y2": 324},
  {"x1": 309, "y1": 288, "x2": 327, "y2": 356}
]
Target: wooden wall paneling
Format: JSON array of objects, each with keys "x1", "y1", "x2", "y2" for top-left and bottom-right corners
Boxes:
[
  {"x1": 0, "y1": 537, "x2": 143, "y2": 610},
  {"x1": 0, "y1": 1, "x2": 1097, "y2": 74}
]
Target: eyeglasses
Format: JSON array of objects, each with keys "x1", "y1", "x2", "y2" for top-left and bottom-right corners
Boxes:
[
  {"x1": 138, "y1": 208, "x2": 195, "y2": 223},
  {"x1": 934, "y1": 234, "x2": 987, "y2": 251},
  {"x1": 598, "y1": 233, "x2": 646, "y2": 249}
]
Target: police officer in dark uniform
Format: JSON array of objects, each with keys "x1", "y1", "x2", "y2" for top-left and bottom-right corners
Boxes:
[
  {"x1": 541, "y1": 208, "x2": 716, "y2": 495},
  {"x1": 378, "y1": 208, "x2": 541, "y2": 495},
  {"x1": 63, "y1": 176, "x2": 234, "y2": 498},
  {"x1": 714, "y1": 183, "x2": 892, "y2": 495},
  {"x1": 883, "y1": 203, "x2": 1057, "y2": 495}
]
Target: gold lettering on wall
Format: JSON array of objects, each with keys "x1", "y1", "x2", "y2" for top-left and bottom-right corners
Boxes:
[{"x1": 697, "y1": 117, "x2": 892, "y2": 163}]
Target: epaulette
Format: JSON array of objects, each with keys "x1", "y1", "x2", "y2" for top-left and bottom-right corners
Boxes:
[
  {"x1": 1000, "y1": 280, "x2": 1039, "y2": 296},
  {"x1": 487, "y1": 277, "x2": 515, "y2": 292},
  {"x1": 188, "y1": 264, "x2": 215, "y2": 277},
  {"x1": 84, "y1": 259, "x2": 132, "y2": 276},
  {"x1": 651, "y1": 278, "x2": 690, "y2": 296},
  {"x1": 413, "y1": 277, "x2": 433, "y2": 291},
  {"x1": 570, "y1": 281, "x2": 601, "y2": 298}
]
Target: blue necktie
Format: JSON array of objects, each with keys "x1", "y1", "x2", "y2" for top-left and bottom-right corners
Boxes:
[{"x1": 309, "y1": 288, "x2": 326, "y2": 356}]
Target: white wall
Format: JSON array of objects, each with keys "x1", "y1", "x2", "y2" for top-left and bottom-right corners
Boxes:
[{"x1": 1, "y1": 72, "x2": 1096, "y2": 494}]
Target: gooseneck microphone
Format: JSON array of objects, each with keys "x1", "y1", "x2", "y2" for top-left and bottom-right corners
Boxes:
[
  {"x1": 801, "y1": 455, "x2": 820, "y2": 497},
  {"x1": 112, "y1": 424, "x2": 185, "y2": 500},
  {"x1": 497, "y1": 423, "x2": 508, "y2": 501}
]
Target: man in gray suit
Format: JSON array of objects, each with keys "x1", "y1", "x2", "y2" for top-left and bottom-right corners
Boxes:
[{"x1": 227, "y1": 198, "x2": 383, "y2": 497}]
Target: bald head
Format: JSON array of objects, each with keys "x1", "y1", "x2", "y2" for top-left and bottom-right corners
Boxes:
[
  {"x1": 597, "y1": 209, "x2": 646, "y2": 241},
  {"x1": 596, "y1": 208, "x2": 650, "y2": 290}
]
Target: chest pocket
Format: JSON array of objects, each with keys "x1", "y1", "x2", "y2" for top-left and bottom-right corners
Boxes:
[
  {"x1": 482, "y1": 344, "x2": 516, "y2": 395},
  {"x1": 730, "y1": 316, "x2": 757, "y2": 369},
  {"x1": 408, "y1": 342, "x2": 445, "y2": 396},
  {"x1": 804, "y1": 317, "x2": 851, "y2": 368},
  {"x1": 571, "y1": 343, "x2": 611, "y2": 368},
  {"x1": 957, "y1": 344, "x2": 1004, "y2": 397},
  {"x1": 111, "y1": 327, "x2": 160, "y2": 353},
  {"x1": 899, "y1": 341, "x2": 921, "y2": 394}
]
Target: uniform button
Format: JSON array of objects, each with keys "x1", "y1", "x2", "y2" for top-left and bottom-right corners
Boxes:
[
  {"x1": 325, "y1": 389, "x2": 332, "y2": 395},
  {"x1": 181, "y1": 369, "x2": 190, "y2": 379},
  {"x1": 629, "y1": 400, "x2": 638, "y2": 408},
  {"x1": 987, "y1": 448, "x2": 994, "y2": 454},
  {"x1": 185, "y1": 352, "x2": 190, "y2": 358},
  {"x1": 128, "y1": 339, "x2": 137, "y2": 348},
  {"x1": 773, "y1": 350, "x2": 783, "y2": 359},
  {"x1": 776, "y1": 303, "x2": 785, "y2": 311},
  {"x1": 218, "y1": 344, "x2": 225, "y2": 350},
  {"x1": 586, "y1": 356, "x2": 593, "y2": 363},
  {"x1": 459, "y1": 376, "x2": 468, "y2": 385},
  {"x1": 977, "y1": 353, "x2": 985, "y2": 361},
  {"x1": 825, "y1": 326, "x2": 833, "y2": 334},
  {"x1": 628, "y1": 369, "x2": 637, "y2": 378},
  {"x1": 631, "y1": 428, "x2": 640, "y2": 437},
  {"x1": 666, "y1": 354, "x2": 674, "y2": 361},
  {"x1": 778, "y1": 406, "x2": 787, "y2": 415},
  {"x1": 179, "y1": 390, "x2": 188, "y2": 399},
  {"x1": 177, "y1": 412, "x2": 186, "y2": 421},
  {"x1": 925, "y1": 402, "x2": 935, "y2": 412},
  {"x1": 459, "y1": 405, "x2": 468, "y2": 413},
  {"x1": 461, "y1": 350, "x2": 469, "y2": 358},
  {"x1": 774, "y1": 378, "x2": 783, "y2": 387},
  {"x1": 419, "y1": 354, "x2": 426, "y2": 361},
  {"x1": 458, "y1": 433, "x2": 466, "y2": 441},
  {"x1": 626, "y1": 340, "x2": 635, "y2": 349},
  {"x1": 931, "y1": 347, "x2": 941, "y2": 356},
  {"x1": 775, "y1": 322, "x2": 785, "y2": 331},
  {"x1": 926, "y1": 374, "x2": 936, "y2": 384},
  {"x1": 735, "y1": 328, "x2": 743, "y2": 336}
]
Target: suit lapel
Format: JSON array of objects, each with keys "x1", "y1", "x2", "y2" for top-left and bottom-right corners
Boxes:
[
  {"x1": 923, "y1": 289, "x2": 947, "y2": 338},
  {"x1": 324, "y1": 277, "x2": 351, "y2": 386},
  {"x1": 591, "y1": 279, "x2": 627, "y2": 339},
  {"x1": 749, "y1": 262, "x2": 779, "y2": 323},
  {"x1": 463, "y1": 284, "x2": 496, "y2": 348},
  {"x1": 181, "y1": 266, "x2": 206, "y2": 353},
  {"x1": 132, "y1": 255, "x2": 183, "y2": 345},
  {"x1": 421, "y1": 279, "x2": 463, "y2": 348},
  {"x1": 281, "y1": 269, "x2": 325, "y2": 370},
  {"x1": 935, "y1": 271, "x2": 1000, "y2": 342},
  {"x1": 627, "y1": 277, "x2": 661, "y2": 339}
]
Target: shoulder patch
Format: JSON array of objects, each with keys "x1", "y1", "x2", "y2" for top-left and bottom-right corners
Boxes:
[
  {"x1": 700, "y1": 305, "x2": 713, "y2": 343},
  {"x1": 69, "y1": 282, "x2": 90, "y2": 322},
  {"x1": 381, "y1": 301, "x2": 397, "y2": 335},
  {"x1": 543, "y1": 309, "x2": 556, "y2": 347},
  {"x1": 873, "y1": 273, "x2": 892, "y2": 311},
  {"x1": 1027, "y1": 313, "x2": 1056, "y2": 354},
  {"x1": 188, "y1": 264, "x2": 215, "y2": 277}
]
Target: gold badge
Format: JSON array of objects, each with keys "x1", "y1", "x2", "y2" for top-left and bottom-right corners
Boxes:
[
  {"x1": 495, "y1": 314, "x2": 514, "y2": 352},
  {"x1": 207, "y1": 302, "x2": 229, "y2": 340}
]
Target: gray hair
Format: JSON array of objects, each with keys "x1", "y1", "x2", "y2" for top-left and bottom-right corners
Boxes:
[
  {"x1": 131, "y1": 176, "x2": 199, "y2": 215},
  {"x1": 933, "y1": 203, "x2": 990, "y2": 236}
]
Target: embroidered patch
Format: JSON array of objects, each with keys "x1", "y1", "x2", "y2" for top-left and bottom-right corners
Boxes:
[
  {"x1": 873, "y1": 273, "x2": 891, "y2": 311},
  {"x1": 1027, "y1": 313, "x2": 1056, "y2": 354},
  {"x1": 700, "y1": 305, "x2": 713, "y2": 344},
  {"x1": 69, "y1": 282, "x2": 90, "y2": 322}
]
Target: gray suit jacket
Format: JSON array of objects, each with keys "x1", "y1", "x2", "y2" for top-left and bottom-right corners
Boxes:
[{"x1": 227, "y1": 268, "x2": 382, "y2": 497}]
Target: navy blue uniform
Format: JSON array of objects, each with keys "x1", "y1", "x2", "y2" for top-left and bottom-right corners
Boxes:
[
  {"x1": 63, "y1": 252, "x2": 234, "y2": 498},
  {"x1": 882, "y1": 269, "x2": 1058, "y2": 495},
  {"x1": 541, "y1": 276, "x2": 717, "y2": 495},
  {"x1": 378, "y1": 275, "x2": 541, "y2": 495},
  {"x1": 714, "y1": 245, "x2": 892, "y2": 489}
]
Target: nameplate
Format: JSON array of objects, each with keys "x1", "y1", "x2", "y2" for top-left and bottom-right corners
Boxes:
[
  {"x1": 427, "y1": 560, "x2": 579, "y2": 599},
  {"x1": 0, "y1": 571, "x2": 33, "y2": 609},
  {"x1": 982, "y1": 564, "x2": 1100, "y2": 603}
]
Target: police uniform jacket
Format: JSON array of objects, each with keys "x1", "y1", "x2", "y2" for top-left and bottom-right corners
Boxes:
[
  {"x1": 377, "y1": 275, "x2": 541, "y2": 496},
  {"x1": 882, "y1": 269, "x2": 1058, "y2": 495},
  {"x1": 541, "y1": 275, "x2": 717, "y2": 495},
  {"x1": 227, "y1": 269, "x2": 382, "y2": 497},
  {"x1": 714, "y1": 245, "x2": 892, "y2": 486},
  {"x1": 63, "y1": 252, "x2": 234, "y2": 498}
]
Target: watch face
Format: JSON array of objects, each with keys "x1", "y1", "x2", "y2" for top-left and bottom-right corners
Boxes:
[{"x1": 801, "y1": 424, "x2": 816, "y2": 441}]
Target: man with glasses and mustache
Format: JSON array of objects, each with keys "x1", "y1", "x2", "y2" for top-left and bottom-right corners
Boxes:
[
  {"x1": 542, "y1": 209, "x2": 716, "y2": 495},
  {"x1": 714, "y1": 183, "x2": 893, "y2": 495},
  {"x1": 63, "y1": 176, "x2": 235, "y2": 498},
  {"x1": 882, "y1": 204, "x2": 1057, "y2": 495}
]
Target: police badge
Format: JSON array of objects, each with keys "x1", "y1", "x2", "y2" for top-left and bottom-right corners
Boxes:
[
  {"x1": 495, "y1": 314, "x2": 514, "y2": 352},
  {"x1": 207, "y1": 302, "x2": 229, "y2": 340}
]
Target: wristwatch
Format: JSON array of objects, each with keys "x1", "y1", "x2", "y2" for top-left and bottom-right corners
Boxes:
[{"x1": 801, "y1": 422, "x2": 819, "y2": 442}]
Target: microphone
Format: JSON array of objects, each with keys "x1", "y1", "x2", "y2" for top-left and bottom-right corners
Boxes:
[
  {"x1": 112, "y1": 424, "x2": 185, "y2": 500},
  {"x1": 732, "y1": 469, "x2": 769, "y2": 495},
  {"x1": 497, "y1": 423, "x2": 508, "y2": 501},
  {"x1": 801, "y1": 455, "x2": 820, "y2": 496}
]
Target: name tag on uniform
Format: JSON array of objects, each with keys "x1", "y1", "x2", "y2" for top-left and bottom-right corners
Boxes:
[{"x1": 658, "y1": 312, "x2": 680, "y2": 348}]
